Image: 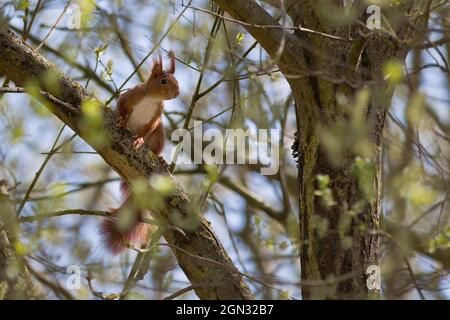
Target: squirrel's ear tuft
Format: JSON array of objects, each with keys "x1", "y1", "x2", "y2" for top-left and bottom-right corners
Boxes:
[
  {"x1": 151, "y1": 54, "x2": 163, "y2": 77},
  {"x1": 168, "y1": 51, "x2": 176, "y2": 74}
]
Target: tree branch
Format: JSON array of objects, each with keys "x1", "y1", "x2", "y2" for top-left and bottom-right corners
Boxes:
[
  {"x1": 260, "y1": 0, "x2": 297, "y2": 10},
  {"x1": 210, "y1": 0, "x2": 307, "y2": 74}
]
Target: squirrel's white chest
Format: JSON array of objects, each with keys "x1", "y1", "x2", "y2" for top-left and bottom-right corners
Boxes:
[{"x1": 127, "y1": 96, "x2": 161, "y2": 134}]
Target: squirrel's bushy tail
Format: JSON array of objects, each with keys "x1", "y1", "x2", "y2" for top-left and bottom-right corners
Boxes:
[{"x1": 99, "y1": 181, "x2": 150, "y2": 254}]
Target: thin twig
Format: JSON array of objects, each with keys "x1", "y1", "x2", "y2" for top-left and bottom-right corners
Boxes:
[
  {"x1": 19, "y1": 209, "x2": 109, "y2": 223},
  {"x1": 15, "y1": 125, "x2": 70, "y2": 217},
  {"x1": 105, "y1": 0, "x2": 193, "y2": 105},
  {"x1": 35, "y1": 1, "x2": 71, "y2": 52},
  {"x1": 184, "y1": 4, "x2": 351, "y2": 41},
  {"x1": 163, "y1": 285, "x2": 196, "y2": 300}
]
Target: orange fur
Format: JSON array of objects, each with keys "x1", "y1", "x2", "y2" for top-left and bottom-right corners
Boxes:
[
  {"x1": 100, "y1": 52, "x2": 179, "y2": 254},
  {"x1": 99, "y1": 208, "x2": 151, "y2": 254}
]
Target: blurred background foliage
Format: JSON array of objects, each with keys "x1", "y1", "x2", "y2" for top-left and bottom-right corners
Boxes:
[{"x1": 0, "y1": 0, "x2": 449, "y2": 299}]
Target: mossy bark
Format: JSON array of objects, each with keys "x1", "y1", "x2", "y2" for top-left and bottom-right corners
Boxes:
[
  {"x1": 213, "y1": 0, "x2": 422, "y2": 299},
  {"x1": 287, "y1": 1, "x2": 420, "y2": 300},
  {"x1": 1, "y1": 193, "x2": 42, "y2": 299}
]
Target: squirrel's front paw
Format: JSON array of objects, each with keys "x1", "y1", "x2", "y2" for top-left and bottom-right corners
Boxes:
[{"x1": 133, "y1": 137, "x2": 145, "y2": 150}]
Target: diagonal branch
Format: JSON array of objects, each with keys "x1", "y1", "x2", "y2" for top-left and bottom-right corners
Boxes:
[
  {"x1": 0, "y1": 26, "x2": 254, "y2": 300},
  {"x1": 210, "y1": 0, "x2": 307, "y2": 74},
  {"x1": 260, "y1": 0, "x2": 297, "y2": 10}
]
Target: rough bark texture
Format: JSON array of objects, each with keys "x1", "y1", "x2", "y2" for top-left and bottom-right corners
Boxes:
[
  {"x1": 0, "y1": 27, "x2": 254, "y2": 300},
  {"x1": 213, "y1": 0, "x2": 421, "y2": 298},
  {"x1": 291, "y1": 1, "x2": 419, "y2": 299},
  {"x1": 0, "y1": 231, "x2": 43, "y2": 299},
  {"x1": 0, "y1": 193, "x2": 42, "y2": 299}
]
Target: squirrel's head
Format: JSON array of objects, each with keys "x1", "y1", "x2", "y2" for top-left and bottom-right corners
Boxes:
[{"x1": 146, "y1": 51, "x2": 179, "y2": 100}]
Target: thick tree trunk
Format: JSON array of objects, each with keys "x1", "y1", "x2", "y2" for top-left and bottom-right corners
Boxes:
[
  {"x1": 288, "y1": 2, "x2": 419, "y2": 299},
  {"x1": 293, "y1": 86, "x2": 384, "y2": 298},
  {"x1": 213, "y1": 0, "x2": 420, "y2": 299}
]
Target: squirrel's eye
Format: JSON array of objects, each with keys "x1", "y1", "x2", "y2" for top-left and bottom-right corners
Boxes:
[{"x1": 160, "y1": 78, "x2": 168, "y2": 85}]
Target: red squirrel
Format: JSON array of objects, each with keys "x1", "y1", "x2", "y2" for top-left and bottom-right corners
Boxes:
[{"x1": 99, "y1": 52, "x2": 179, "y2": 254}]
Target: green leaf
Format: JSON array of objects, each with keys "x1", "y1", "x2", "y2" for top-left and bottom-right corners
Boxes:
[
  {"x1": 16, "y1": 0, "x2": 30, "y2": 11},
  {"x1": 352, "y1": 157, "x2": 376, "y2": 202},
  {"x1": 316, "y1": 174, "x2": 330, "y2": 189},
  {"x1": 279, "y1": 290, "x2": 290, "y2": 300},
  {"x1": 428, "y1": 227, "x2": 450, "y2": 253},
  {"x1": 94, "y1": 43, "x2": 108, "y2": 58},
  {"x1": 205, "y1": 164, "x2": 219, "y2": 183},
  {"x1": 11, "y1": 122, "x2": 25, "y2": 143},
  {"x1": 81, "y1": 99, "x2": 102, "y2": 126},
  {"x1": 279, "y1": 241, "x2": 288, "y2": 250},
  {"x1": 406, "y1": 92, "x2": 426, "y2": 126},
  {"x1": 14, "y1": 241, "x2": 28, "y2": 255},
  {"x1": 254, "y1": 215, "x2": 262, "y2": 226},
  {"x1": 151, "y1": 175, "x2": 175, "y2": 196},
  {"x1": 76, "y1": 0, "x2": 96, "y2": 28},
  {"x1": 383, "y1": 60, "x2": 404, "y2": 84},
  {"x1": 80, "y1": 99, "x2": 109, "y2": 147},
  {"x1": 236, "y1": 32, "x2": 245, "y2": 46},
  {"x1": 101, "y1": 59, "x2": 114, "y2": 80},
  {"x1": 407, "y1": 183, "x2": 437, "y2": 206}
]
